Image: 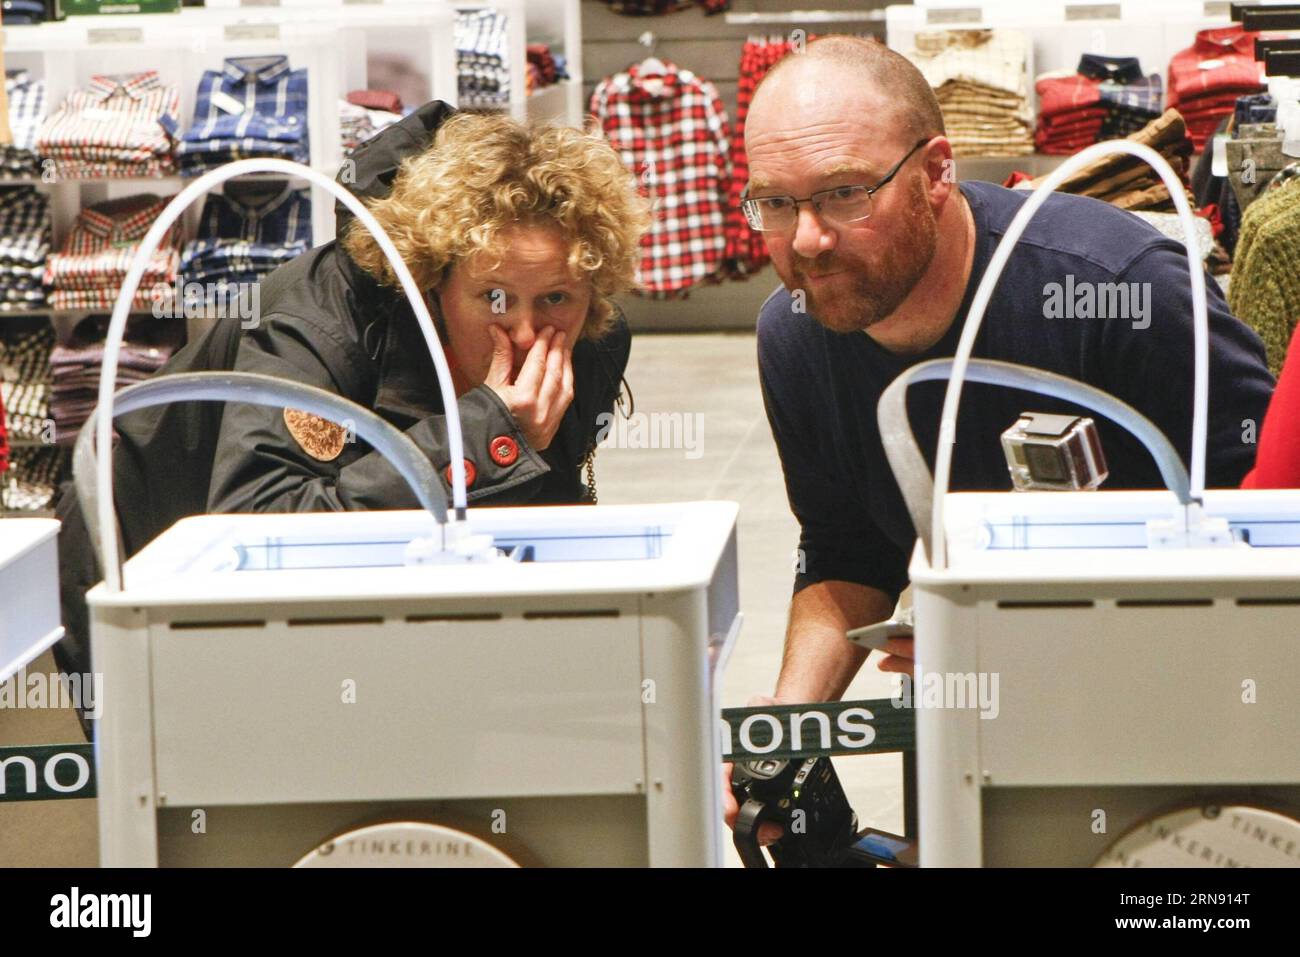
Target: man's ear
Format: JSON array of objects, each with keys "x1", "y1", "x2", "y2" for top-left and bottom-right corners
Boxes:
[{"x1": 921, "y1": 136, "x2": 957, "y2": 205}]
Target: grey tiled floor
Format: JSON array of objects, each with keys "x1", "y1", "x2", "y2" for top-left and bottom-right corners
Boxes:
[
  {"x1": 594, "y1": 332, "x2": 904, "y2": 865},
  {"x1": 0, "y1": 331, "x2": 901, "y2": 867}
]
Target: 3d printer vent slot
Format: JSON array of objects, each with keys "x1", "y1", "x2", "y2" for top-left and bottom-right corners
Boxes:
[
  {"x1": 522, "y1": 609, "x2": 621, "y2": 620},
  {"x1": 1236, "y1": 597, "x2": 1300, "y2": 607},
  {"x1": 996, "y1": 600, "x2": 1094, "y2": 609},
  {"x1": 170, "y1": 619, "x2": 266, "y2": 630},
  {"x1": 406, "y1": 612, "x2": 503, "y2": 623},
  {"x1": 1115, "y1": 599, "x2": 1214, "y2": 608},
  {"x1": 287, "y1": 616, "x2": 385, "y2": 627}
]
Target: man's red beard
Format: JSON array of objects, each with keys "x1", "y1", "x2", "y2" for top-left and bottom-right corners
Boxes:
[{"x1": 782, "y1": 175, "x2": 940, "y2": 334}]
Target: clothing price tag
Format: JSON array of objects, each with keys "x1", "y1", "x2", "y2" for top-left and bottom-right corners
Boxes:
[
  {"x1": 1198, "y1": 59, "x2": 1225, "y2": 70},
  {"x1": 1065, "y1": 4, "x2": 1120, "y2": 20},
  {"x1": 210, "y1": 91, "x2": 246, "y2": 115},
  {"x1": 224, "y1": 23, "x2": 280, "y2": 42},
  {"x1": 925, "y1": 6, "x2": 981, "y2": 24},
  {"x1": 1211, "y1": 133, "x2": 1229, "y2": 178},
  {"x1": 87, "y1": 27, "x2": 144, "y2": 45}
]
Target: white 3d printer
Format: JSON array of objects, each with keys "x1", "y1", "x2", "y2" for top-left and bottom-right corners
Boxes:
[
  {"x1": 879, "y1": 141, "x2": 1300, "y2": 866},
  {"x1": 80, "y1": 161, "x2": 740, "y2": 867}
]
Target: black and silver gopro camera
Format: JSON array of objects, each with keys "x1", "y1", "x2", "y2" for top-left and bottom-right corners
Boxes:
[{"x1": 1001, "y1": 412, "x2": 1108, "y2": 491}]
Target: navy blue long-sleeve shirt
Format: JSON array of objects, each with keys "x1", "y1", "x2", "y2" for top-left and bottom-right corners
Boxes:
[{"x1": 757, "y1": 180, "x2": 1275, "y2": 603}]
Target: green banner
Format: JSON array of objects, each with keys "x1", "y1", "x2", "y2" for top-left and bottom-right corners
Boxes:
[
  {"x1": 0, "y1": 744, "x2": 96, "y2": 802},
  {"x1": 721, "y1": 697, "x2": 915, "y2": 761}
]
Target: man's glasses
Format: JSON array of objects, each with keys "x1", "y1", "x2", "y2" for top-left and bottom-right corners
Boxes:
[{"x1": 740, "y1": 138, "x2": 931, "y2": 233}]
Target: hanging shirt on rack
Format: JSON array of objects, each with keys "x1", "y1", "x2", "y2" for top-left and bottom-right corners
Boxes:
[
  {"x1": 178, "y1": 55, "x2": 310, "y2": 176},
  {"x1": 45, "y1": 194, "x2": 180, "y2": 311},
  {"x1": 36, "y1": 71, "x2": 180, "y2": 178},
  {"x1": 726, "y1": 36, "x2": 807, "y2": 277},
  {"x1": 590, "y1": 60, "x2": 731, "y2": 297}
]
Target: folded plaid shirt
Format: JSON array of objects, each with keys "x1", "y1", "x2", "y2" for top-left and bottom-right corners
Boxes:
[
  {"x1": 45, "y1": 194, "x2": 179, "y2": 309},
  {"x1": 179, "y1": 56, "x2": 309, "y2": 175},
  {"x1": 0, "y1": 187, "x2": 51, "y2": 268},
  {"x1": 6, "y1": 70, "x2": 47, "y2": 154},
  {"x1": 1168, "y1": 26, "x2": 1264, "y2": 109},
  {"x1": 37, "y1": 71, "x2": 179, "y2": 178},
  {"x1": 181, "y1": 183, "x2": 311, "y2": 288},
  {"x1": 590, "y1": 60, "x2": 730, "y2": 296},
  {"x1": 2, "y1": 446, "x2": 64, "y2": 510},
  {"x1": 456, "y1": 9, "x2": 511, "y2": 108}
]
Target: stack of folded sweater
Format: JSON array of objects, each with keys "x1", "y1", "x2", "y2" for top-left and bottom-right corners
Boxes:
[
  {"x1": 907, "y1": 29, "x2": 1033, "y2": 157},
  {"x1": 526, "y1": 44, "x2": 568, "y2": 94},
  {"x1": 1168, "y1": 26, "x2": 1265, "y2": 152},
  {"x1": 49, "y1": 317, "x2": 182, "y2": 447},
  {"x1": 1035, "y1": 55, "x2": 1163, "y2": 154},
  {"x1": 1026, "y1": 109, "x2": 1195, "y2": 212}
]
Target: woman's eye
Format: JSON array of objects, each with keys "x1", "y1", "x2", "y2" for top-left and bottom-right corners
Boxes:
[{"x1": 543, "y1": 291, "x2": 568, "y2": 306}]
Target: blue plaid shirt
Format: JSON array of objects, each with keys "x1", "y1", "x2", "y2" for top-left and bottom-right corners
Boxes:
[
  {"x1": 180, "y1": 184, "x2": 311, "y2": 290},
  {"x1": 178, "y1": 55, "x2": 309, "y2": 176}
]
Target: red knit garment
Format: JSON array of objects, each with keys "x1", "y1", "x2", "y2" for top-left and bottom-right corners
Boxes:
[{"x1": 1242, "y1": 322, "x2": 1300, "y2": 489}]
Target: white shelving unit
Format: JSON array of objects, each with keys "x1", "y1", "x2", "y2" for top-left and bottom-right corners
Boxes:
[{"x1": 0, "y1": 0, "x2": 585, "y2": 513}]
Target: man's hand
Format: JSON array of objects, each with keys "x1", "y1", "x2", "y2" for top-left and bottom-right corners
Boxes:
[
  {"x1": 874, "y1": 635, "x2": 915, "y2": 674},
  {"x1": 721, "y1": 695, "x2": 785, "y2": 847},
  {"x1": 485, "y1": 325, "x2": 574, "y2": 451}
]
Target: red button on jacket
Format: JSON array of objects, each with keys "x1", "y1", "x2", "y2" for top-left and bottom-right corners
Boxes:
[
  {"x1": 489, "y1": 435, "x2": 519, "y2": 467},
  {"x1": 444, "y1": 459, "x2": 477, "y2": 488}
]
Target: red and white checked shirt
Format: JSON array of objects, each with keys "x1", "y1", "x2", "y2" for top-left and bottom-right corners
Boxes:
[
  {"x1": 36, "y1": 71, "x2": 180, "y2": 178},
  {"x1": 45, "y1": 194, "x2": 180, "y2": 311},
  {"x1": 590, "y1": 61, "x2": 731, "y2": 297}
]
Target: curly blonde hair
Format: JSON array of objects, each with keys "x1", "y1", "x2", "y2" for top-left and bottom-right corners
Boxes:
[{"x1": 344, "y1": 111, "x2": 650, "y2": 339}]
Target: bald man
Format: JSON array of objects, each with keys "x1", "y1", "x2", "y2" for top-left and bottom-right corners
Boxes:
[{"x1": 742, "y1": 40, "x2": 1273, "y2": 725}]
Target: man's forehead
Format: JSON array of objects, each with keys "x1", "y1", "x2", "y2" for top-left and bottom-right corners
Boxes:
[{"x1": 749, "y1": 159, "x2": 879, "y2": 192}]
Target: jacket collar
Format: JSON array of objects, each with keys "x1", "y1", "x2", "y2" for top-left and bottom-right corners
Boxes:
[{"x1": 333, "y1": 247, "x2": 446, "y2": 422}]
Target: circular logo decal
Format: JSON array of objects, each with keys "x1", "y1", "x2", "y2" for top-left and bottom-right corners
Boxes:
[
  {"x1": 294, "y1": 821, "x2": 521, "y2": 868},
  {"x1": 1096, "y1": 804, "x2": 1300, "y2": 868}
]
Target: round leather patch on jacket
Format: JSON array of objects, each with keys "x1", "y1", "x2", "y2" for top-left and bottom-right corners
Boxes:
[{"x1": 283, "y1": 408, "x2": 347, "y2": 462}]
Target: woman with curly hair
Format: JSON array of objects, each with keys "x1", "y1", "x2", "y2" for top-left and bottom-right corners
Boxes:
[
  {"x1": 205, "y1": 104, "x2": 652, "y2": 511},
  {"x1": 54, "y1": 104, "x2": 651, "y2": 722}
]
